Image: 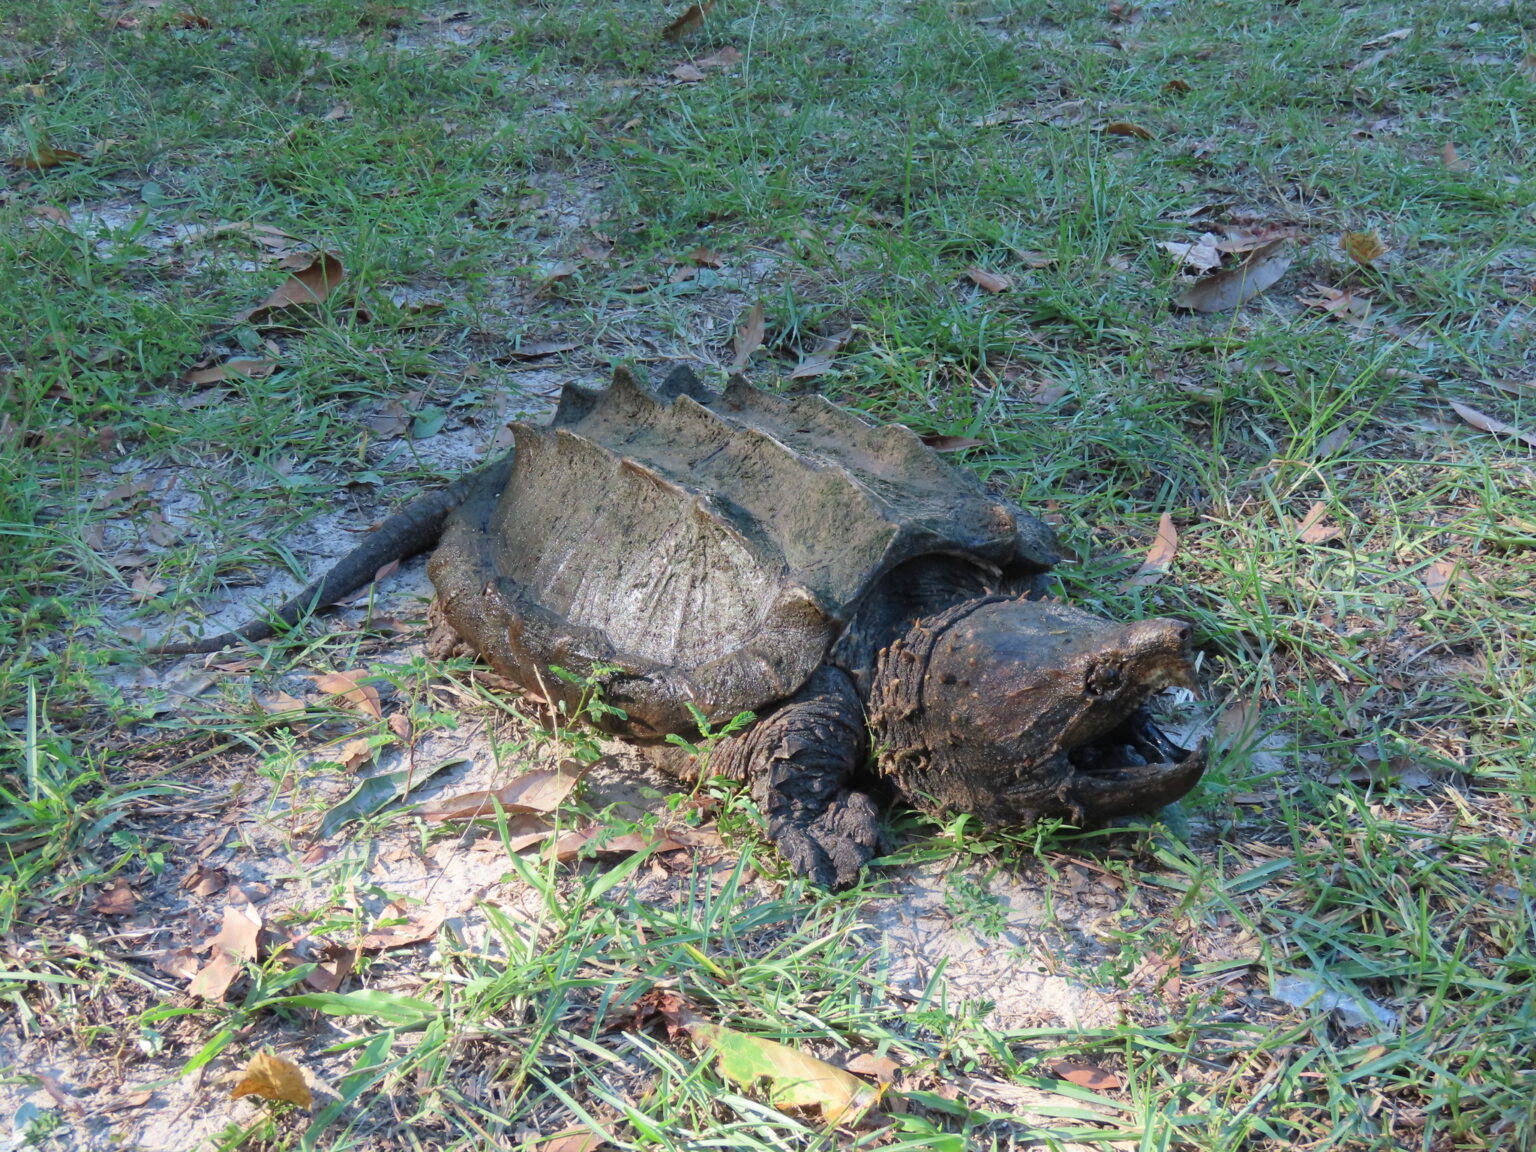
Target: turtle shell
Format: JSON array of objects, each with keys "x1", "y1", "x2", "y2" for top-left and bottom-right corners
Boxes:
[{"x1": 429, "y1": 366, "x2": 1057, "y2": 738}]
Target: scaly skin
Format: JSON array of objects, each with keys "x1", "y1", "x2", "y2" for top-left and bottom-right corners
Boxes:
[{"x1": 149, "y1": 457, "x2": 513, "y2": 655}]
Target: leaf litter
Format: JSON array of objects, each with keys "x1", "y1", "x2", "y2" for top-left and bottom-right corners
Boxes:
[{"x1": 1175, "y1": 239, "x2": 1293, "y2": 312}]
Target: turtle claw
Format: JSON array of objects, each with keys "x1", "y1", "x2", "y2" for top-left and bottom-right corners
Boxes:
[{"x1": 769, "y1": 790, "x2": 880, "y2": 889}]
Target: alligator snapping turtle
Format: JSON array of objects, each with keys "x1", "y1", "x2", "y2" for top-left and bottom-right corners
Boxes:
[{"x1": 155, "y1": 365, "x2": 1205, "y2": 886}]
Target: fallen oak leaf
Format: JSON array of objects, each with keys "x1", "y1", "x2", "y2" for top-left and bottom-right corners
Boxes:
[
  {"x1": 189, "y1": 904, "x2": 263, "y2": 1001},
  {"x1": 1175, "y1": 239, "x2": 1292, "y2": 312},
  {"x1": 844, "y1": 1053, "x2": 901, "y2": 1082},
  {"x1": 1050, "y1": 1061, "x2": 1123, "y2": 1092},
  {"x1": 1124, "y1": 512, "x2": 1178, "y2": 588},
  {"x1": 1295, "y1": 501, "x2": 1343, "y2": 544},
  {"x1": 964, "y1": 267, "x2": 1012, "y2": 293},
  {"x1": 504, "y1": 338, "x2": 581, "y2": 360},
  {"x1": 1298, "y1": 282, "x2": 1372, "y2": 322},
  {"x1": 662, "y1": 0, "x2": 714, "y2": 40},
  {"x1": 239, "y1": 252, "x2": 345, "y2": 322},
  {"x1": 334, "y1": 737, "x2": 376, "y2": 772},
  {"x1": 1102, "y1": 120, "x2": 1155, "y2": 140},
  {"x1": 129, "y1": 571, "x2": 168, "y2": 603},
  {"x1": 697, "y1": 46, "x2": 742, "y2": 67},
  {"x1": 305, "y1": 942, "x2": 360, "y2": 993},
  {"x1": 788, "y1": 327, "x2": 853, "y2": 380},
  {"x1": 359, "y1": 904, "x2": 445, "y2": 951},
  {"x1": 676, "y1": 1008, "x2": 880, "y2": 1124},
  {"x1": 731, "y1": 301, "x2": 765, "y2": 371},
  {"x1": 919, "y1": 433, "x2": 985, "y2": 452},
  {"x1": 10, "y1": 141, "x2": 83, "y2": 170},
  {"x1": 536, "y1": 1130, "x2": 609, "y2": 1152},
  {"x1": 311, "y1": 670, "x2": 384, "y2": 719},
  {"x1": 93, "y1": 878, "x2": 136, "y2": 916},
  {"x1": 184, "y1": 358, "x2": 278, "y2": 385},
  {"x1": 231, "y1": 1051, "x2": 312, "y2": 1110},
  {"x1": 1422, "y1": 559, "x2": 1458, "y2": 604},
  {"x1": 1341, "y1": 230, "x2": 1388, "y2": 266},
  {"x1": 1158, "y1": 233, "x2": 1224, "y2": 274},
  {"x1": 415, "y1": 761, "x2": 589, "y2": 821},
  {"x1": 1450, "y1": 401, "x2": 1536, "y2": 450}
]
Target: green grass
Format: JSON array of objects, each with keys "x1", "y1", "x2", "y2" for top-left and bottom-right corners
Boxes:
[{"x1": 2, "y1": 0, "x2": 1535, "y2": 1148}]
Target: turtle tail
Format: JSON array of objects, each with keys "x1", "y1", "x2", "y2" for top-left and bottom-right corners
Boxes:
[{"x1": 146, "y1": 455, "x2": 513, "y2": 656}]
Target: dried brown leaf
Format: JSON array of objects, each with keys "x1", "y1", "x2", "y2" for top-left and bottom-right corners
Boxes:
[
  {"x1": 1298, "y1": 282, "x2": 1372, "y2": 322},
  {"x1": 697, "y1": 46, "x2": 742, "y2": 68},
  {"x1": 919, "y1": 433, "x2": 985, "y2": 452},
  {"x1": 1124, "y1": 513, "x2": 1178, "y2": 588},
  {"x1": 677, "y1": 1008, "x2": 879, "y2": 1124},
  {"x1": 231, "y1": 1052, "x2": 313, "y2": 1110},
  {"x1": 360, "y1": 904, "x2": 446, "y2": 952},
  {"x1": 11, "y1": 142, "x2": 83, "y2": 170},
  {"x1": 1341, "y1": 230, "x2": 1388, "y2": 265},
  {"x1": 312, "y1": 670, "x2": 384, "y2": 719},
  {"x1": 241, "y1": 252, "x2": 345, "y2": 322},
  {"x1": 1175, "y1": 239, "x2": 1292, "y2": 312},
  {"x1": 964, "y1": 267, "x2": 1012, "y2": 293},
  {"x1": 1102, "y1": 120, "x2": 1154, "y2": 140},
  {"x1": 1450, "y1": 401, "x2": 1536, "y2": 449},
  {"x1": 181, "y1": 863, "x2": 229, "y2": 898},
  {"x1": 190, "y1": 904, "x2": 262, "y2": 1000},
  {"x1": 1158, "y1": 233, "x2": 1224, "y2": 274},
  {"x1": 305, "y1": 942, "x2": 360, "y2": 992},
  {"x1": 1214, "y1": 699, "x2": 1262, "y2": 751},
  {"x1": 262, "y1": 690, "x2": 308, "y2": 715},
  {"x1": 415, "y1": 761, "x2": 589, "y2": 821},
  {"x1": 93, "y1": 878, "x2": 136, "y2": 916},
  {"x1": 129, "y1": 570, "x2": 167, "y2": 603},
  {"x1": 184, "y1": 358, "x2": 278, "y2": 386},
  {"x1": 662, "y1": 0, "x2": 714, "y2": 39},
  {"x1": 537, "y1": 1130, "x2": 610, "y2": 1152},
  {"x1": 731, "y1": 301, "x2": 765, "y2": 371},
  {"x1": 335, "y1": 738, "x2": 375, "y2": 772},
  {"x1": 844, "y1": 1053, "x2": 901, "y2": 1082},
  {"x1": 1491, "y1": 378, "x2": 1536, "y2": 398},
  {"x1": 688, "y1": 245, "x2": 724, "y2": 267},
  {"x1": 788, "y1": 327, "x2": 853, "y2": 379},
  {"x1": 1163, "y1": 78, "x2": 1192, "y2": 94},
  {"x1": 1423, "y1": 559, "x2": 1458, "y2": 604},
  {"x1": 1295, "y1": 501, "x2": 1343, "y2": 544},
  {"x1": 1051, "y1": 1061, "x2": 1122, "y2": 1091},
  {"x1": 506, "y1": 339, "x2": 581, "y2": 360}
]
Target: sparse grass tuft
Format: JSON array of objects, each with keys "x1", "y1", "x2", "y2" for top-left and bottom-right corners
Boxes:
[{"x1": 2, "y1": 0, "x2": 1534, "y2": 1148}]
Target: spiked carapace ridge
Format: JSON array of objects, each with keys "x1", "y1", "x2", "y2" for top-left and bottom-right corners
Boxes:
[
  {"x1": 430, "y1": 366, "x2": 1204, "y2": 886},
  {"x1": 152, "y1": 366, "x2": 1204, "y2": 886}
]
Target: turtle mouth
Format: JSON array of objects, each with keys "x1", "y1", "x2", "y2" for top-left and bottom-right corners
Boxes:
[{"x1": 1066, "y1": 709, "x2": 1206, "y2": 817}]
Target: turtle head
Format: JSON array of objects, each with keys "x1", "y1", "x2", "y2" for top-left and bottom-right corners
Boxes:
[{"x1": 870, "y1": 598, "x2": 1205, "y2": 826}]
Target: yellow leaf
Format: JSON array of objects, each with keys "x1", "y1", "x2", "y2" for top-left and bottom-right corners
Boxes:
[
  {"x1": 682, "y1": 1011, "x2": 878, "y2": 1124},
  {"x1": 231, "y1": 1051, "x2": 313, "y2": 1110},
  {"x1": 1340, "y1": 230, "x2": 1387, "y2": 266}
]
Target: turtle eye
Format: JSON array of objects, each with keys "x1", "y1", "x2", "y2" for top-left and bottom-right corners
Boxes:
[{"x1": 1085, "y1": 663, "x2": 1122, "y2": 696}]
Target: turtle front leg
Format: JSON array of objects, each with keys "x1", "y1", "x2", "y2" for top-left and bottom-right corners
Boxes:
[{"x1": 712, "y1": 667, "x2": 879, "y2": 888}]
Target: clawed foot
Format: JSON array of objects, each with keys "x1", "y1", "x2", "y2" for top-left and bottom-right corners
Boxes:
[{"x1": 768, "y1": 790, "x2": 880, "y2": 889}]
